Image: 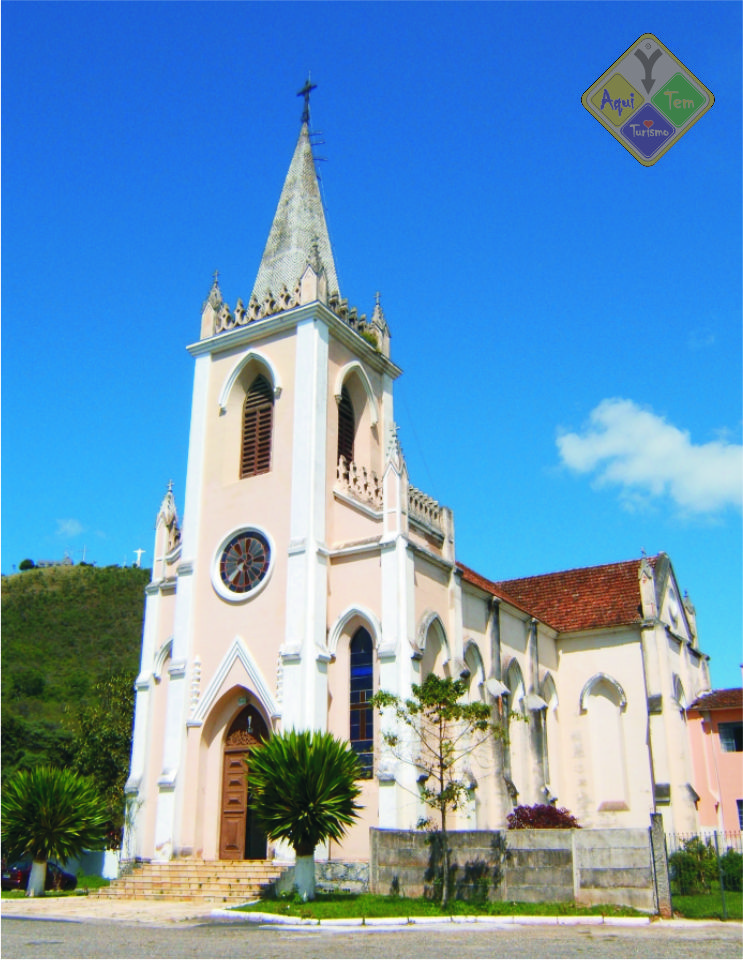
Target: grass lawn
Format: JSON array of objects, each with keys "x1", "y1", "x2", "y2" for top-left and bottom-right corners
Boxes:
[
  {"x1": 672, "y1": 889, "x2": 743, "y2": 921},
  {"x1": 1, "y1": 875, "x2": 109, "y2": 899},
  {"x1": 234, "y1": 893, "x2": 644, "y2": 920}
]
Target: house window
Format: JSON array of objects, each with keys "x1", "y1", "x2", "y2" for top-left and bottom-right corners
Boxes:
[
  {"x1": 719, "y1": 722, "x2": 743, "y2": 752},
  {"x1": 337, "y1": 385, "x2": 355, "y2": 464},
  {"x1": 350, "y1": 627, "x2": 373, "y2": 778},
  {"x1": 240, "y1": 375, "x2": 273, "y2": 478},
  {"x1": 738, "y1": 800, "x2": 743, "y2": 830}
]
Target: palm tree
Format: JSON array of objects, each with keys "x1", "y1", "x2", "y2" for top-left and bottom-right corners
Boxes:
[
  {"x1": 1, "y1": 766, "x2": 108, "y2": 896},
  {"x1": 247, "y1": 730, "x2": 363, "y2": 900}
]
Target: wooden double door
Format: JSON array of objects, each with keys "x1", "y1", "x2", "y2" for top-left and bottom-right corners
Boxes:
[{"x1": 219, "y1": 706, "x2": 268, "y2": 860}]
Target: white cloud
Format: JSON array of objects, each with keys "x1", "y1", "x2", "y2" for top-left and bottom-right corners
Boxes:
[
  {"x1": 557, "y1": 399, "x2": 743, "y2": 515},
  {"x1": 56, "y1": 518, "x2": 84, "y2": 538}
]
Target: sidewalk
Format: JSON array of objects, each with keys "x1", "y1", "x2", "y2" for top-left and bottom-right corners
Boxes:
[{"x1": 2, "y1": 896, "x2": 212, "y2": 925}]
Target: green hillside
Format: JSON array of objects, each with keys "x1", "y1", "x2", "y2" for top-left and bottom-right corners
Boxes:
[{"x1": 1, "y1": 564, "x2": 149, "y2": 782}]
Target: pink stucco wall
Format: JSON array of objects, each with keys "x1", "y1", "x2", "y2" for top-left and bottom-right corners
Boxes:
[{"x1": 687, "y1": 701, "x2": 743, "y2": 833}]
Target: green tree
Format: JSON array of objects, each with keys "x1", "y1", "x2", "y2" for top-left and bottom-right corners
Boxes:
[
  {"x1": 18, "y1": 559, "x2": 35, "y2": 571},
  {"x1": 247, "y1": 730, "x2": 363, "y2": 900},
  {"x1": 70, "y1": 673, "x2": 135, "y2": 848},
  {"x1": 372, "y1": 674, "x2": 501, "y2": 907},
  {"x1": 1, "y1": 766, "x2": 108, "y2": 896}
]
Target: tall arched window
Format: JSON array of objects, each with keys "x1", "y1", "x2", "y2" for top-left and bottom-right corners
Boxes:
[
  {"x1": 350, "y1": 627, "x2": 373, "y2": 778},
  {"x1": 337, "y1": 385, "x2": 355, "y2": 464},
  {"x1": 241, "y1": 375, "x2": 273, "y2": 478}
]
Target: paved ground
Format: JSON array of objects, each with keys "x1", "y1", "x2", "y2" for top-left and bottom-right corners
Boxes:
[
  {"x1": 2, "y1": 896, "x2": 214, "y2": 924},
  {"x1": 2, "y1": 897, "x2": 742, "y2": 959}
]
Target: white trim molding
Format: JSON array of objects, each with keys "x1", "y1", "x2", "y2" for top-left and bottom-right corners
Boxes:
[
  {"x1": 191, "y1": 635, "x2": 280, "y2": 724},
  {"x1": 333, "y1": 361, "x2": 379, "y2": 426},
  {"x1": 579, "y1": 673, "x2": 628, "y2": 713},
  {"x1": 327, "y1": 605, "x2": 383, "y2": 656},
  {"x1": 217, "y1": 349, "x2": 282, "y2": 413},
  {"x1": 153, "y1": 637, "x2": 174, "y2": 681},
  {"x1": 414, "y1": 610, "x2": 450, "y2": 660}
]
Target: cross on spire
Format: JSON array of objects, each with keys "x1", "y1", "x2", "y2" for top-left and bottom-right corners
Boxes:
[{"x1": 297, "y1": 75, "x2": 317, "y2": 125}]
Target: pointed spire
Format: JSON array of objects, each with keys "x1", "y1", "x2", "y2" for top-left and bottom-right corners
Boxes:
[
  {"x1": 206, "y1": 270, "x2": 223, "y2": 310},
  {"x1": 250, "y1": 116, "x2": 339, "y2": 311},
  {"x1": 157, "y1": 481, "x2": 181, "y2": 553}
]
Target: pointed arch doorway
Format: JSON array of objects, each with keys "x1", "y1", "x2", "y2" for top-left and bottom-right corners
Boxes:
[{"x1": 219, "y1": 704, "x2": 269, "y2": 860}]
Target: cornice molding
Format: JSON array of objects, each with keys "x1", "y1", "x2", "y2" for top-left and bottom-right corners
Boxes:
[{"x1": 188, "y1": 301, "x2": 402, "y2": 379}]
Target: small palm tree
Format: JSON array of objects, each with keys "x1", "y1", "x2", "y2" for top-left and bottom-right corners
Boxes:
[
  {"x1": 247, "y1": 730, "x2": 363, "y2": 900},
  {"x1": 1, "y1": 766, "x2": 108, "y2": 896}
]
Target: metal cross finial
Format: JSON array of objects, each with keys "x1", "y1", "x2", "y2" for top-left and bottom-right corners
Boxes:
[
  {"x1": 297, "y1": 75, "x2": 317, "y2": 125},
  {"x1": 212, "y1": 269, "x2": 220, "y2": 287}
]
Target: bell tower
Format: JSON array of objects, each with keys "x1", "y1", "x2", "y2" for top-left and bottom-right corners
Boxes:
[{"x1": 126, "y1": 85, "x2": 409, "y2": 862}]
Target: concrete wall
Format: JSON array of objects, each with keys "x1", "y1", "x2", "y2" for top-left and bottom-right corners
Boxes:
[
  {"x1": 276, "y1": 860, "x2": 369, "y2": 896},
  {"x1": 370, "y1": 827, "x2": 657, "y2": 912}
]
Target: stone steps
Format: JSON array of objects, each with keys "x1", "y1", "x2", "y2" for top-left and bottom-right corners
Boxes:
[{"x1": 95, "y1": 859, "x2": 289, "y2": 902}]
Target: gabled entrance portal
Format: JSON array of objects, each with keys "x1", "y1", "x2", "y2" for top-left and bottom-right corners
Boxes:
[{"x1": 219, "y1": 705, "x2": 268, "y2": 860}]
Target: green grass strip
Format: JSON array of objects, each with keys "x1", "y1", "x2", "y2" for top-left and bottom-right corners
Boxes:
[
  {"x1": 671, "y1": 891, "x2": 742, "y2": 921},
  {"x1": 234, "y1": 893, "x2": 644, "y2": 920}
]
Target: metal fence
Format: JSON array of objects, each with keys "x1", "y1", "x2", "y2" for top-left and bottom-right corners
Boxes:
[
  {"x1": 666, "y1": 831, "x2": 743, "y2": 856},
  {"x1": 665, "y1": 830, "x2": 742, "y2": 920}
]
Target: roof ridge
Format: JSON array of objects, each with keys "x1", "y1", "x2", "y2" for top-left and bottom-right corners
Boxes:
[{"x1": 494, "y1": 554, "x2": 662, "y2": 586}]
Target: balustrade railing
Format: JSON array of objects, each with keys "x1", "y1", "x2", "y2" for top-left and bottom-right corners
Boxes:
[
  {"x1": 408, "y1": 484, "x2": 444, "y2": 533},
  {"x1": 336, "y1": 456, "x2": 382, "y2": 509}
]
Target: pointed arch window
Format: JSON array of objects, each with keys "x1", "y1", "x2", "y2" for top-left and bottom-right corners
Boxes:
[
  {"x1": 350, "y1": 627, "x2": 373, "y2": 778},
  {"x1": 337, "y1": 385, "x2": 355, "y2": 464},
  {"x1": 241, "y1": 375, "x2": 273, "y2": 478}
]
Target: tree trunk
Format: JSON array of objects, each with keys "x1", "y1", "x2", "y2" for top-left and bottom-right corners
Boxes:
[
  {"x1": 26, "y1": 860, "x2": 47, "y2": 897},
  {"x1": 440, "y1": 808, "x2": 451, "y2": 907},
  {"x1": 294, "y1": 853, "x2": 316, "y2": 901}
]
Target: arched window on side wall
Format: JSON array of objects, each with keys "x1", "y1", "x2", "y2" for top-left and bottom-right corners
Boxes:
[
  {"x1": 581, "y1": 675, "x2": 629, "y2": 812},
  {"x1": 241, "y1": 375, "x2": 274, "y2": 478},
  {"x1": 337, "y1": 385, "x2": 355, "y2": 464},
  {"x1": 350, "y1": 627, "x2": 373, "y2": 778}
]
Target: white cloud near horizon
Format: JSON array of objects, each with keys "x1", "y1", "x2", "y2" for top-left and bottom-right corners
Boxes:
[
  {"x1": 55, "y1": 518, "x2": 84, "y2": 538},
  {"x1": 557, "y1": 399, "x2": 743, "y2": 515}
]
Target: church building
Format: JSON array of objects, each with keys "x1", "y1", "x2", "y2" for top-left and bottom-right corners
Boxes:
[{"x1": 124, "y1": 94, "x2": 712, "y2": 866}]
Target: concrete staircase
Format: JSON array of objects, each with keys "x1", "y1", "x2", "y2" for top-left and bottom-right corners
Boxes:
[{"x1": 94, "y1": 859, "x2": 289, "y2": 903}]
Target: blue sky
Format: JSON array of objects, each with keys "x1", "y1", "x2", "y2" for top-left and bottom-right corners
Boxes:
[{"x1": 2, "y1": 2, "x2": 741, "y2": 688}]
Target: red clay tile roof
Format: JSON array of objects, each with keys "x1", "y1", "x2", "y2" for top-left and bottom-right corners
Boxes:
[
  {"x1": 690, "y1": 688, "x2": 743, "y2": 711},
  {"x1": 458, "y1": 557, "x2": 655, "y2": 634}
]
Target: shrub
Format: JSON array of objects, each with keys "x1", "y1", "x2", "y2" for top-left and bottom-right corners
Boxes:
[
  {"x1": 668, "y1": 837, "x2": 716, "y2": 894},
  {"x1": 18, "y1": 559, "x2": 35, "y2": 571},
  {"x1": 506, "y1": 804, "x2": 581, "y2": 829},
  {"x1": 720, "y1": 849, "x2": 743, "y2": 892}
]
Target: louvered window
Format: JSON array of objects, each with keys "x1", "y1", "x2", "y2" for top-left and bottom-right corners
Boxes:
[
  {"x1": 350, "y1": 627, "x2": 373, "y2": 778},
  {"x1": 240, "y1": 375, "x2": 273, "y2": 478},
  {"x1": 337, "y1": 385, "x2": 355, "y2": 464}
]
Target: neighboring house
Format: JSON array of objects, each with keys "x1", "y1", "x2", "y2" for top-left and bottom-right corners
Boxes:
[
  {"x1": 687, "y1": 688, "x2": 743, "y2": 834},
  {"x1": 122, "y1": 103, "x2": 712, "y2": 867}
]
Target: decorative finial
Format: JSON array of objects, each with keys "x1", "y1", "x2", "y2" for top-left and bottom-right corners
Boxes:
[
  {"x1": 297, "y1": 75, "x2": 317, "y2": 125},
  {"x1": 207, "y1": 272, "x2": 222, "y2": 311},
  {"x1": 375, "y1": 291, "x2": 381, "y2": 308}
]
